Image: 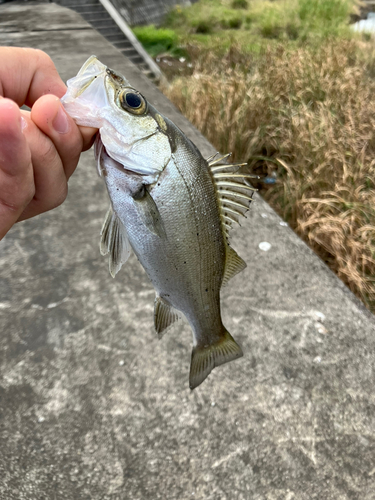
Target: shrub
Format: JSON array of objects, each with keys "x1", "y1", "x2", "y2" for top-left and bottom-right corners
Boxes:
[
  {"x1": 164, "y1": 5, "x2": 187, "y2": 28},
  {"x1": 193, "y1": 18, "x2": 215, "y2": 34},
  {"x1": 231, "y1": 0, "x2": 248, "y2": 9},
  {"x1": 298, "y1": 0, "x2": 357, "y2": 27},
  {"x1": 255, "y1": 2, "x2": 296, "y2": 40},
  {"x1": 221, "y1": 15, "x2": 243, "y2": 29},
  {"x1": 133, "y1": 25, "x2": 178, "y2": 56}
]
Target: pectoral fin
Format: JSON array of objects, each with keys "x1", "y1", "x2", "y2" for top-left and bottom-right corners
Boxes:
[
  {"x1": 132, "y1": 188, "x2": 166, "y2": 238},
  {"x1": 100, "y1": 206, "x2": 131, "y2": 277}
]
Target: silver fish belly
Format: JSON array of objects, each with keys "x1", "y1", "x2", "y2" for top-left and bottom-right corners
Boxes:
[{"x1": 62, "y1": 56, "x2": 255, "y2": 389}]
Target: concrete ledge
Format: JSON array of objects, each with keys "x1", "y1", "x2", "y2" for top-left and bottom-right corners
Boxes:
[{"x1": 0, "y1": 2, "x2": 375, "y2": 499}]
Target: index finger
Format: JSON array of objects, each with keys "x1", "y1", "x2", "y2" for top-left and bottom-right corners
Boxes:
[
  {"x1": 0, "y1": 99, "x2": 34, "y2": 240},
  {"x1": 0, "y1": 47, "x2": 66, "y2": 107}
]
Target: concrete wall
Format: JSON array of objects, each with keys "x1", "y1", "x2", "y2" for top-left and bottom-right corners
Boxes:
[{"x1": 111, "y1": 0, "x2": 194, "y2": 26}]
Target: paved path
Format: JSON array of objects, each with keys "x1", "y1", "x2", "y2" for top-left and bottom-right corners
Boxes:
[{"x1": 1, "y1": 2, "x2": 375, "y2": 499}]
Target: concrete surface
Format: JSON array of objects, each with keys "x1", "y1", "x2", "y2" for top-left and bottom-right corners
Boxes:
[{"x1": 1, "y1": 2, "x2": 375, "y2": 499}]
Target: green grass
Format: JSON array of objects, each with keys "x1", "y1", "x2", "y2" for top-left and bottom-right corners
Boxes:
[
  {"x1": 132, "y1": 25, "x2": 184, "y2": 57},
  {"x1": 159, "y1": 0, "x2": 361, "y2": 52},
  {"x1": 133, "y1": 0, "x2": 362, "y2": 59}
]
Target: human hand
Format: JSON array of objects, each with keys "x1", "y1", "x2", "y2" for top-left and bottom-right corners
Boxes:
[{"x1": 0, "y1": 47, "x2": 98, "y2": 240}]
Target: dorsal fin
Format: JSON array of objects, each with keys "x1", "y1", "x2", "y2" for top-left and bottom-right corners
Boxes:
[
  {"x1": 208, "y1": 153, "x2": 257, "y2": 240},
  {"x1": 154, "y1": 295, "x2": 180, "y2": 338},
  {"x1": 222, "y1": 245, "x2": 247, "y2": 286},
  {"x1": 100, "y1": 206, "x2": 131, "y2": 278}
]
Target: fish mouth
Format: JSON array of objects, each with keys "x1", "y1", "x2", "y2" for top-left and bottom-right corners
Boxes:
[
  {"x1": 61, "y1": 56, "x2": 110, "y2": 111},
  {"x1": 63, "y1": 56, "x2": 137, "y2": 116},
  {"x1": 77, "y1": 55, "x2": 104, "y2": 75},
  {"x1": 74, "y1": 57, "x2": 131, "y2": 98},
  {"x1": 72, "y1": 56, "x2": 107, "y2": 96}
]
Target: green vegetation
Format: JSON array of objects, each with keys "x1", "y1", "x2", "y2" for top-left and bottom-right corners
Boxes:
[
  {"x1": 231, "y1": 0, "x2": 248, "y2": 9},
  {"x1": 132, "y1": 26, "x2": 182, "y2": 57},
  {"x1": 133, "y1": 0, "x2": 375, "y2": 311},
  {"x1": 162, "y1": 0, "x2": 360, "y2": 49}
]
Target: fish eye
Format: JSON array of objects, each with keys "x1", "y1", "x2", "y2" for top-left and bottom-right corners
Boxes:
[
  {"x1": 125, "y1": 93, "x2": 142, "y2": 108},
  {"x1": 119, "y1": 90, "x2": 147, "y2": 115}
]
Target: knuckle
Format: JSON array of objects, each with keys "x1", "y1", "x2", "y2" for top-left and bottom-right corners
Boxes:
[
  {"x1": 0, "y1": 183, "x2": 35, "y2": 214},
  {"x1": 50, "y1": 183, "x2": 68, "y2": 210},
  {"x1": 41, "y1": 139, "x2": 57, "y2": 164},
  {"x1": 23, "y1": 184, "x2": 36, "y2": 206},
  {"x1": 33, "y1": 49, "x2": 54, "y2": 68}
]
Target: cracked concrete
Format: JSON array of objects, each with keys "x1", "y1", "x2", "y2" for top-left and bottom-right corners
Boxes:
[{"x1": 0, "y1": 2, "x2": 375, "y2": 499}]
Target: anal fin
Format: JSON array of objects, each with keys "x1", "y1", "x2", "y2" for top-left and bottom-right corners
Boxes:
[
  {"x1": 189, "y1": 330, "x2": 243, "y2": 390},
  {"x1": 222, "y1": 246, "x2": 247, "y2": 286},
  {"x1": 154, "y1": 296, "x2": 179, "y2": 338},
  {"x1": 100, "y1": 206, "x2": 131, "y2": 278}
]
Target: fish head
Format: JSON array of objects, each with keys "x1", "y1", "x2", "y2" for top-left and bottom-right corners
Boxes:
[{"x1": 61, "y1": 56, "x2": 172, "y2": 182}]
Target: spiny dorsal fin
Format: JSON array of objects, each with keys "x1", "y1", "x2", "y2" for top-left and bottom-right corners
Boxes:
[
  {"x1": 222, "y1": 245, "x2": 247, "y2": 287},
  {"x1": 100, "y1": 206, "x2": 131, "y2": 278},
  {"x1": 154, "y1": 296, "x2": 180, "y2": 338},
  {"x1": 189, "y1": 329, "x2": 243, "y2": 390},
  {"x1": 208, "y1": 153, "x2": 257, "y2": 239}
]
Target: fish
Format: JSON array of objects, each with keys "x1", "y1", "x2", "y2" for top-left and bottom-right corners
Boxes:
[{"x1": 61, "y1": 56, "x2": 255, "y2": 389}]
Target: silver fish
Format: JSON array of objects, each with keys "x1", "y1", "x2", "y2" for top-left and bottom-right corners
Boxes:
[{"x1": 62, "y1": 56, "x2": 255, "y2": 389}]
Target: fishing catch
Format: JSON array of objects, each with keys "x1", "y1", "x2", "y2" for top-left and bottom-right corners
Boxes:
[{"x1": 62, "y1": 56, "x2": 254, "y2": 389}]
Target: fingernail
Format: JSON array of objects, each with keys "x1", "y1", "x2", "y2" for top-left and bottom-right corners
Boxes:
[{"x1": 52, "y1": 105, "x2": 69, "y2": 134}]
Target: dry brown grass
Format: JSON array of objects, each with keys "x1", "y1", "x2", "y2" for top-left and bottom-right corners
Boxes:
[{"x1": 163, "y1": 40, "x2": 375, "y2": 311}]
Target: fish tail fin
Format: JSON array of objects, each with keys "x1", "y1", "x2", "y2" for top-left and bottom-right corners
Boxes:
[{"x1": 189, "y1": 330, "x2": 243, "y2": 390}]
